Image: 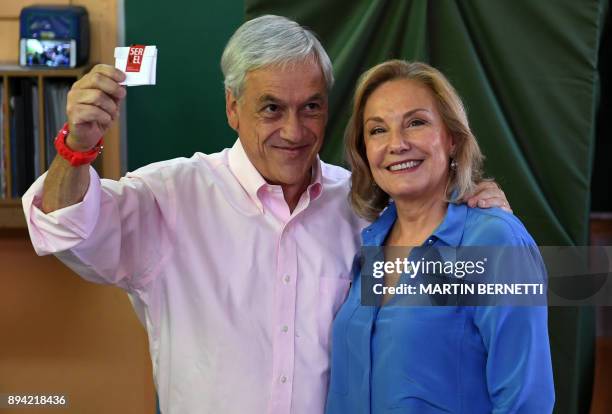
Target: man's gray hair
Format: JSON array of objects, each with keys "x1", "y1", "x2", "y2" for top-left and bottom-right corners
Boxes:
[{"x1": 221, "y1": 15, "x2": 334, "y2": 97}]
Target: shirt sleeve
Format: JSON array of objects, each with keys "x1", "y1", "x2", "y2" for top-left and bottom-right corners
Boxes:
[
  {"x1": 467, "y1": 212, "x2": 555, "y2": 413},
  {"x1": 22, "y1": 166, "x2": 175, "y2": 291},
  {"x1": 473, "y1": 305, "x2": 555, "y2": 413}
]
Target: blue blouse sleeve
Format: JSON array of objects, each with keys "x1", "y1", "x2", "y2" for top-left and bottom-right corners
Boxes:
[
  {"x1": 473, "y1": 306, "x2": 554, "y2": 413},
  {"x1": 466, "y1": 210, "x2": 555, "y2": 413}
]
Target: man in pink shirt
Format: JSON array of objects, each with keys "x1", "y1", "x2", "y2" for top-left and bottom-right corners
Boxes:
[{"x1": 23, "y1": 15, "x2": 508, "y2": 414}]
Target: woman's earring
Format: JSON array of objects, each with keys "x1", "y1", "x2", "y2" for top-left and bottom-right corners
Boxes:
[{"x1": 450, "y1": 159, "x2": 458, "y2": 171}]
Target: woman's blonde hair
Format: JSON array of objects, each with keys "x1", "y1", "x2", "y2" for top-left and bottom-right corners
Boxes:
[{"x1": 346, "y1": 60, "x2": 485, "y2": 221}]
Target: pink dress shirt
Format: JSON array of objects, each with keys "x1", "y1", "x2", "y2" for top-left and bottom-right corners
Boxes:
[{"x1": 22, "y1": 140, "x2": 366, "y2": 414}]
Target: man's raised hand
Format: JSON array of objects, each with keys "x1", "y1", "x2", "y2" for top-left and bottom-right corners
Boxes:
[{"x1": 65, "y1": 64, "x2": 126, "y2": 151}]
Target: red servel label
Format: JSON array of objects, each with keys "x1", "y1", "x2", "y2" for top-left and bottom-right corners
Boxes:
[{"x1": 125, "y1": 45, "x2": 146, "y2": 72}]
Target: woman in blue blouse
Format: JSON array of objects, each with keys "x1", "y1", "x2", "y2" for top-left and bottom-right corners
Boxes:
[{"x1": 326, "y1": 61, "x2": 554, "y2": 413}]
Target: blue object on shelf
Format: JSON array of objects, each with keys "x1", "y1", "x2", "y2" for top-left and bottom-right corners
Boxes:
[{"x1": 19, "y1": 5, "x2": 90, "y2": 68}]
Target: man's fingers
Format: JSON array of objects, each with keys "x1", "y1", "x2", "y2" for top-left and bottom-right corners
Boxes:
[
  {"x1": 70, "y1": 104, "x2": 113, "y2": 125},
  {"x1": 465, "y1": 190, "x2": 501, "y2": 206},
  {"x1": 74, "y1": 71, "x2": 126, "y2": 100},
  {"x1": 466, "y1": 184, "x2": 512, "y2": 212},
  {"x1": 69, "y1": 89, "x2": 119, "y2": 118},
  {"x1": 91, "y1": 64, "x2": 126, "y2": 83},
  {"x1": 474, "y1": 180, "x2": 499, "y2": 191},
  {"x1": 470, "y1": 187, "x2": 506, "y2": 201},
  {"x1": 469, "y1": 195, "x2": 504, "y2": 206},
  {"x1": 111, "y1": 87, "x2": 126, "y2": 104},
  {"x1": 476, "y1": 197, "x2": 513, "y2": 213}
]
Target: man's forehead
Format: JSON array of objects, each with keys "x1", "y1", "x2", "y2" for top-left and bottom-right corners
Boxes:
[
  {"x1": 243, "y1": 61, "x2": 327, "y2": 97},
  {"x1": 257, "y1": 92, "x2": 326, "y2": 104}
]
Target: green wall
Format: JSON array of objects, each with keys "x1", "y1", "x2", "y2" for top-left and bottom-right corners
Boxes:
[{"x1": 125, "y1": 0, "x2": 244, "y2": 170}]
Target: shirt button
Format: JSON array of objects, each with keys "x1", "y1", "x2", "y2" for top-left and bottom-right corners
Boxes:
[
  {"x1": 427, "y1": 239, "x2": 433, "y2": 245},
  {"x1": 281, "y1": 325, "x2": 289, "y2": 333},
  {"x1": 283, "y1": 275, "x2": 290, "y2": 283},
  {"x1": 280, "y1": 375, "x2": 287, "y2": 383}
]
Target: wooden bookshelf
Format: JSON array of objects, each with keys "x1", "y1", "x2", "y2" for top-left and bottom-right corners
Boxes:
[
  {"x1": 0, "y1": 0, "x2": 122, "y2": 231},
  {"x1": 0, "y1": 64, "x2": 90, "y2": 77},
  {"x1": 0, "y1": 64, "x2": 117, "y2": 229}
]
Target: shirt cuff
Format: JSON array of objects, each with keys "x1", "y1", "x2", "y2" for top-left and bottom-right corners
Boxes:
[{"x1": 22, "y1": 167, "x2": 102, "y2": 255}]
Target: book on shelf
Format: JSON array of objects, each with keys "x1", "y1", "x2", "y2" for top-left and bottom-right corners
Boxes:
[
  {"x1": 44, "y1": 79, "x2": 71, "y2": 168},
  {"x1": 33, "y1": 84, "x2": 40, "y2": 178},
  {"x1": 0, "y1": 77, "x2": 73, "y2": 200},
  {"x1": 9, "y1": 78, "x2": 37, "y2": 198}
]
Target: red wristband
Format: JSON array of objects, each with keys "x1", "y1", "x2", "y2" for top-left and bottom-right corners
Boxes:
[{"x1": 54, "y1": 123, "x2": 104, "y2": 166}]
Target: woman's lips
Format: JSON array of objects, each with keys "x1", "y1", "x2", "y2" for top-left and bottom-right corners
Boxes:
[{"x1": 386, "y1": 159, "x2": 423, "y2": 173}]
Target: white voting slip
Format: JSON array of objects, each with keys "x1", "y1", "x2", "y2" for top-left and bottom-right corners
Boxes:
[{"x1": 114, "y1": 45, "x2": 157, "y2": 86}]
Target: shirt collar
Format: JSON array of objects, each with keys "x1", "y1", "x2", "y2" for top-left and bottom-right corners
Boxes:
[
  {"x1": 431, "y1": 202, "x2": 468, "y2": 246},
  {"x1": 361, "y1": 202, "x2": 398, "y2": 246},
  {"x1": 361, "y1": 200, "x2": 468, "y2": 247},
  {"x1": 228, "y1": 139, "x2": 267, "y2": 211},
  {"x1": 308, "y1": 159, "x2": 323, "y2": 201},
  {"x1": 227, "y1": 139, "x2": 324, "y2": 210}
]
